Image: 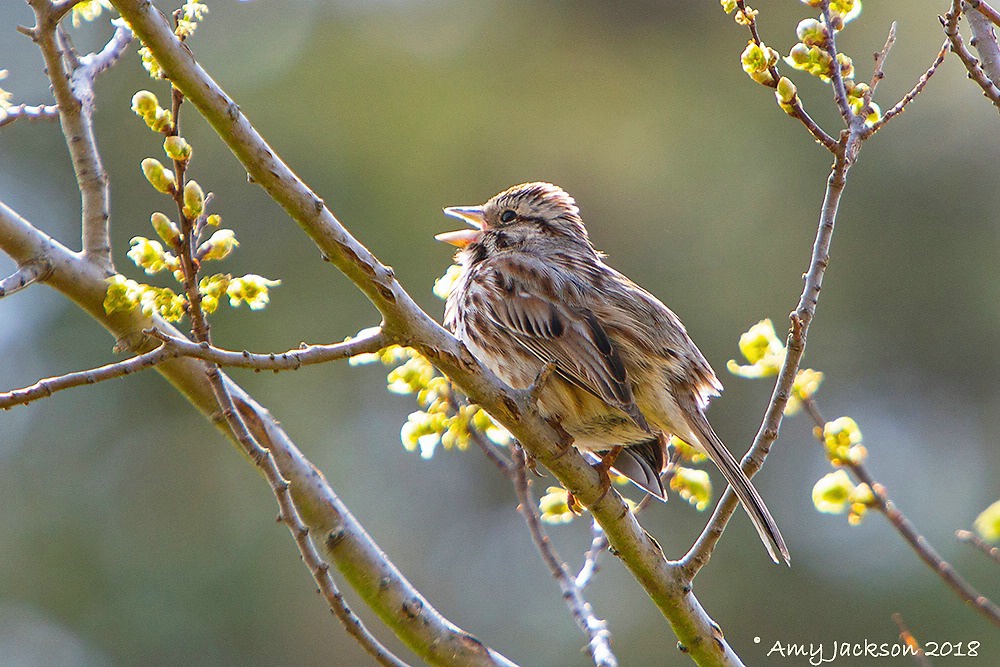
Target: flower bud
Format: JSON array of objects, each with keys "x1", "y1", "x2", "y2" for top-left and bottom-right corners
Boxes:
[
  {"x1": 182, "y1": 180, "x2": 204, "y2": 219},
  {"x1": 150, "y1": 212, "x2": 180, "y2": 245},
  {"x1": 131, "y1": 90, "x2": 159, "y2": 118},
  {"x1": 776, "y1": 76, "x2": 797, "y2": 105},
  {"x1": 163, "y1": 135, "x2": 192, "y2": 161},
  {"x1": 141, "y1": 158, "x2": 175, "y2": 194},
  {"x1": 197, "y1": 229, "x2": 239, "y2": 262}
]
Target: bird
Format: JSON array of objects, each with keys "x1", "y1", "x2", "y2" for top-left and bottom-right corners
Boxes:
[{"x1": 436, "y1": 182, "x2": 788, "y2": 564}]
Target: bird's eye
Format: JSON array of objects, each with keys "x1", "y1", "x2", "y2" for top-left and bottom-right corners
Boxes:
[{"x1": 499, "y1": 209, "x2": 517, "y2": 223}]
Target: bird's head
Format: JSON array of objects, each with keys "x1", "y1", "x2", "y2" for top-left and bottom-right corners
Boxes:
[{"x1": 437, "y1": 182, "x2": 591, "y2": 258}]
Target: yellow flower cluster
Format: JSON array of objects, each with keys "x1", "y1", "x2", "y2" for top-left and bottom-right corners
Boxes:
[
  {"x1": 136, "y1": 2, "x2": 209, "y2": 78},
  {"x1": 670, "y1": 467, "x2": 713, "y2": 511},
  {"x1": 71, "y1": 0, "x2": 113, "y2": 28},
  {"x1": 974, "y1": 500, "x2": 1000, "y2": 542},
  {"x1": 822, "y1": 416, "x2": 867, "y2": 465},
  {"x1": 351, "y1": 333, "x2": 510, "y2": 459},
  {"x1": 741, "y1": 41, "x2": 779, "y2": 86},
  {"x1": 812, "y1": 470, "x2": 874, "y2": 525},
  {"x1": 727, "y1": 318, "x2": 824, "y2": 416}
]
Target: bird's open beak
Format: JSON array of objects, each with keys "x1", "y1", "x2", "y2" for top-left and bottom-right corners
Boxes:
[{"x1": 436, "y1": 206, "x2": 485, "y2": 248}]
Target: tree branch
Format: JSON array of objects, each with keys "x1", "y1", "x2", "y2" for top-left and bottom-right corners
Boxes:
[
  {"x1": 682, "y1": 136, "x2": 851, "y2": 579},
  {"x1": 956, "y1": 529, "x2": 1000, "y2": 566},
  {"x1": 970, "y1": 0, "x2": 1000, "y2": 28},
  {"x1": 0, "y1": 343, "x2": 174, "y2": 409},
  {"x1": 510, "y1": 448, "x2": 617, "y2": 667},
  {"x1": 0, "y1": 102, "x2": 59, "y2": 128},
  {"x1": 944, "y1": 1, "x2": 1000, "y2": 112},
  {"x1": 799, "y1": 397, "x2": 1000, "y2": 629},
  {"x1": 864, "y1": 40, "x2": 950, "y2": 137},
  {"x1": 851, "y1": 463, "x2": 1000, "y2": 628},
  {"x1": 0, "y1": 259, "x2": 51, "y2": 299},
  {"x1": 23, "y1": 1, "x2": 130, "y2": 271},
  {"x1": 147, "y1": 326, "x2": 387, "y2": 371},
  {"x1": 206, "y1": 358, "x2": 411, "y2": 667},
  {"x1": 0, "y1": 198, "x2": 517, "y2": 666},
  {"x1": 965, "y1": 1, "x2": 1000, "y2": 86},
  {"x1": 108, "y1": 2, "x2": 749, "y2": 662}
]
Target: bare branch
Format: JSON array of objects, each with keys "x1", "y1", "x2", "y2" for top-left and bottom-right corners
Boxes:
[
  {"x1": 0, "y1": 102, "x2": 59, "y2": 128},
  {"x1": 970, "y1": 0, "x2": 1000, "y2": 28},
  {"x1": 799, "y1": 397, "x2": 1000, "y2": 629},
  {"x1": 868, "y1": 23, "x2": 897, "y2": 95},
  {"x1": 0, "y1": 259, "x2": 50, "y2": 299},
  {"x1": 511, "y1": 448, "x2": 617, "y2": 667},
  {"x1": 147, "y1": 327, "x2": 388, "y2": 371},
  {"x1": 956, "y1": 529, "x2": 1000, "y2": 566},
  {"x1": 576, "y1": 520, "x2": 609, "y2": 591},
  {"x1": 682, "y1": 135, "x2": 851, "y2": 579},
  {"x1": 852, "y1": 465, "x2": 1000, "y2": 627},
  {"x1": 206, "y1": 362, "x2": 411, "y2": 667},
  {"x1": 944, "y1": 1, "x2": 1000, "y2": 112},
  {"x1": 23, "y1": 1, "x2": 130, "y2": 271},
  {"x1": 0, "y1": 344, "x2": 174, "y2": 409},
  {"x1": 864, "y1": 40, "x2": 950, "y2": 137},
  {"x1": 966, "y1": 1, "x2": 1000, "y2": 86}
]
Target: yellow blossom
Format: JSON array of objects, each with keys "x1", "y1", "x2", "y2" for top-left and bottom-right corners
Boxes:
[
  {"x1": 670, "y1": 467, "x2": 712, "y2": 510},
  {"x1": 226, "y1": 274, "x2": 280, "y2": 310},
  {"x1": 974, "y1": 500, "x2": 1000, "y2": 542}
]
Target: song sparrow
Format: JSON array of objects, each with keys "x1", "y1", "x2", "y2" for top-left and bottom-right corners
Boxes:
[{"x1": 437, "y1": 182, "x2": 788, "y2": 564}]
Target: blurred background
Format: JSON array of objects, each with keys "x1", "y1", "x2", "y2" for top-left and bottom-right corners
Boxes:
[{"x1": 2, "y1": 0, "x2": 999, "y2": 664}]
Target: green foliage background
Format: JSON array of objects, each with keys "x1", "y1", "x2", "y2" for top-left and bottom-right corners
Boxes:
[{"x1": 1, "y1": 1, "x2": 999, "y2": 664}]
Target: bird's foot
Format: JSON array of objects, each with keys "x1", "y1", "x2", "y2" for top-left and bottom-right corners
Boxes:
[{"x1": 590, "y1": 445, "x2": 624, "y2": 505}]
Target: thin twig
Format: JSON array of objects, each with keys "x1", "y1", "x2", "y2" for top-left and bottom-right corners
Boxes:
[
  {"x1": 576, "y1": 520, "x2": 609, "y2": 590},
  {"x1": 868, "y1": 22, "x2": 898, "y2": 96},
  {"x1": 211, "y1": 369, "x2": 411, "y2": 667},
  {"x1": 467, "y1": 423, "x2": 514, "y2": 475},
  {"x1": 735, "y1": 0, "x2": 837, "y2": 151},
  {"x1": 0, "y1": 259, "x2": 50, "y2": 299},
  {"x1": 681, "y1": 135, "x2": 851, "y2": 579},
  {"x1": 0, "y1": 344, "x2": 176, "y2": 409},
  {"x1": 891, "y1": 613, "x2": 931, "y2": 667},
  {"x1": 511, "y1": 448, "x2": 618, "y2": 667},
  {"x1": 0, "y1": 102, "x2": 59, "y2": 128},
  {"x1": 821, "y1": 2, "x2": 856, "y2": 124},
  {"x1": 853, "y1": 465, "x2": 1000, "y2": 627},
  {"x1": 865, "y1": 40, "x2": 950, "y2": 137},
  {"x1": 799, "y1": 396, "x2": 1000, "y2": 629},
  {"x1": 147, "y1": 327, "x2": 387, "y2": 371},
  {"x1": 944, "y1": 1, "x2": 1000, "y2": 112},
  {"x1": 956, "y1": 529, "x2": 1000, "y2": 566}
]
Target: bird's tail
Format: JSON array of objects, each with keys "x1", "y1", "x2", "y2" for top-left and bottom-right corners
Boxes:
[{"x1": 677, "y1": 393, "x2": 790, "y2": 565}]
